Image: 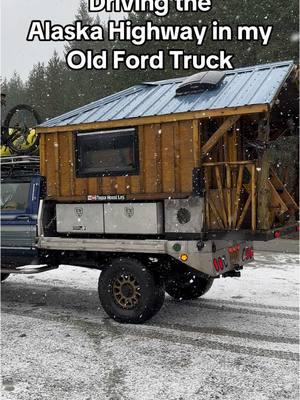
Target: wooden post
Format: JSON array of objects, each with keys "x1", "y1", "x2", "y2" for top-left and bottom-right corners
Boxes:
[
  {"x1": 226, "y1": 164, "x2": 232, "y2": 228},
  {"x1": 204, "y1": 167, "x2": 211, "y2": 230},
  {"x1": 192, "y1": 119, "x2": 200, "y2": 168},
  {"x1": 232, "y1": 164, "x2": 244, "y2": 228},
  {"x1": 257, "y1": 113, "x2": 271, "y2": 230},
  {"x1": 251, "y1": 163, "x2": 257, "y2": 232},
  {"x1": 215, "y1": 166, "x2": 227, "y2": 226}
]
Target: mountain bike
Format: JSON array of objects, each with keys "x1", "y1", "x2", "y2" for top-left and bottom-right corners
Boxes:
[{"x1": 1, "y1": 94, "x2": 42, "y2": 155}]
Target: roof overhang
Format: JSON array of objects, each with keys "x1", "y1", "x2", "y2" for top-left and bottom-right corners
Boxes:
[{"x1": 36, "y1": 103, "x2": 269, "y2": 134}]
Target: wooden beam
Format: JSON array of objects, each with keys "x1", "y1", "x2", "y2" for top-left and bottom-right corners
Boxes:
[
  {"x1": 36, "y1": 104, "x2": 268, "y2": 135},
  {"x1": 207, "y1": 197, "x2": 225, "y2": 229},
  {"x1": 232, "y1": 165, "x2": 244, "y2": 227},
  {"x1": 192, "y1": 119, "x2": 200, "y2": 167},
  {"x1": 202, "y1": 161, "x2": 254, "y2": 166},
  {"x1": 226, "y1": 165, "x2": 232, "y2": 228},
  {"x1": 251, "y1": 163, "x2": 257, "y2": 232},
  {"x1": 201, "y1": 115, "x2": 240, "y2": 157},
  {"x1": 256, "y1": 113, "x2": 271, "y2": 230},
  {"x1": 215, "y1": 166, "x2": 227, "y2": 226},
  {"x1": 204, "y1": 168, "x2": 210, "y2": 229},
  {"x1": 237, "y1": 194, "x2": 251, "y2": 230},
  {"x1": 269, "y1": 167, "x2": 299, "y2": 210}
]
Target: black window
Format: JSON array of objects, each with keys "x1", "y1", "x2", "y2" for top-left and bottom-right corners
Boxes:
[{"x1": 76, "y1": 128, "x2": 139, "y2": 177}]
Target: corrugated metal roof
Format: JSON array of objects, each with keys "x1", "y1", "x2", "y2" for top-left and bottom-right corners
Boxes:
[{"x1": 40, "y1": 60, "x2": 294, "y2": 128}]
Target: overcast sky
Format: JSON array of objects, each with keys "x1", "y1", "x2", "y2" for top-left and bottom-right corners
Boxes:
[{"x1": 1, "y1": 0, "x2": 112, "y2": 81}]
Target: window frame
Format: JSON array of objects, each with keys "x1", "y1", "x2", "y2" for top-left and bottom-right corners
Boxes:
[
  {"x1": 0, "y1": 180, "x2": 32, "y2": 214},
  {"x1": 75, "y1": 127, "x2": 140, "y2": 178}
]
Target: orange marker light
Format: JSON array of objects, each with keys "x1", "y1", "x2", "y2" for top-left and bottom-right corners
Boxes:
[{"x1": 180, "y1": 254, "x2": 188, "y2": 262}]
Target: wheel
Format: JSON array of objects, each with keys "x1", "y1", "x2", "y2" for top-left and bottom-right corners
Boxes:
[
  {"x1": 3, "y1": 104, "x2": 42, "y2": 155},
  {"x1": 165, "y1": 272, "x2": 213, "y2": 300},
  {"x1": 98, "y1": 258, "x2": 165, "y2": 324},
  {"x1": 1, "y1": 273, "x2": 10, "y2": 282}
]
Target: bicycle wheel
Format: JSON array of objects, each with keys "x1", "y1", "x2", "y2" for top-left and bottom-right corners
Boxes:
[{"x1": 3, "y1": 104, "x2": 42, "y2": 155}]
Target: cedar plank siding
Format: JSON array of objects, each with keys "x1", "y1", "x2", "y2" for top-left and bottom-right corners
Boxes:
[{"x1": 41, "y1": 120, "x2": 196, "y2": 200}]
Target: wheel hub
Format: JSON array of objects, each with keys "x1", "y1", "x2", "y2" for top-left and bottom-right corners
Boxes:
[{"x1": 112, "y1": 274, "x2": 141, "y2": 309}]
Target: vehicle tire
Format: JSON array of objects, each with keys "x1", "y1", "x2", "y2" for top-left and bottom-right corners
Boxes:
[
  {"x1": 98, "y1": 258, "x2": 165, "y2": 324},
  {"x1": 165, "y1": 272, "x2": 213, "y2": 300},
  {"x1": 1, "y1": 273, "x2": 10, "y2": 282},
  {"x1": 3, "y1": 104, "x2": 42, "y2": 155}
]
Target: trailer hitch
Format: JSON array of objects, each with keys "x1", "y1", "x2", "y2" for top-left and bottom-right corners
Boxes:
[{"x1": 222, "y1": 269, "x2": 242, "y2": 278}]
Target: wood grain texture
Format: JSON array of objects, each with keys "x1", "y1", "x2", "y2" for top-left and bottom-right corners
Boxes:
[
  {"x1": 42, "y1": 120, "x2": 195, "y2": 200},
  {"x1": 58, "y1": 132, "x2": 73, "y2": 197},
  {"x1": 178, "y1": 120, "x2": 194, "y2": 193},
  {"x1": 201, "y1": 115, "x2": 240, "y2": 157},
  {"x1": 161, "y1": 122, "x2": 176, "y2": 193}
]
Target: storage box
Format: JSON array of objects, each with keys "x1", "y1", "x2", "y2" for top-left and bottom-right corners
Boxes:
[
  {"x1": 56, "y1": 204, "x2": 104, "y2": 233},
  {"x1": 104, "y1": 203, "x2": 163, "y2": 234}
]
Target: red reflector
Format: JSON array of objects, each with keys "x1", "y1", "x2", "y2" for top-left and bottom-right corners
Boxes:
[
  {"x1": 218, "y1": 257, "x2": 224, "y2": 270},
  {"x1": 245, "y1": 248, "x2": 251, "y2": 259},
  {"x1": 250, "y1": 247, "x2": 254, "y2": 258},
  {"x1": 213, "y1": 258, "x2": 219, "y2": 271},
  {"x1": 274, "y1": 231, "x2": 281, "y2": 239}
]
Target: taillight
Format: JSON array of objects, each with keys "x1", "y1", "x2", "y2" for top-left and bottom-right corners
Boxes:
[
  {"x1": 218, "y1": 257, "x2": 224, "y2": 270},
  {"x1": 213, "y1": 258, "x2": 219, "y2": 271},
  {"x1": 274, "y1": 231, "x2": 281, "y2": 239},
  {"x1": 243, "y1": 246, "x2": 254, "y2": 260}
]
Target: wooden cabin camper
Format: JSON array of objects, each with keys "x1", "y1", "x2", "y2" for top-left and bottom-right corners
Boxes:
[{"x1": 37, "y1": 61, "x2": 299, "y2": 235}]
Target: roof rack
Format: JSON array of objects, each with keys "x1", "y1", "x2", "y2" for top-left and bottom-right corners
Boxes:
[
  {"x1": 0, "y1": 155, "x2": 40, "y2": 166},
  {"x1": 1, "y1": 156, "x2": 40, "y2": 177}
]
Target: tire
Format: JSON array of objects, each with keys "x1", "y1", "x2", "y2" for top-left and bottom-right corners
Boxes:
[
  {"x1": 1, "y1": 273, "x2": 10, "y2": 282},
  {"x1": 98, "y1": 258, "x2": 165, "y2": 324},
  {"x1": 3, "y1": 104, "x2": 42, "y2": 155},
  {"x1": 165, "y1": 272, "x2": 213, "y2": 300}
]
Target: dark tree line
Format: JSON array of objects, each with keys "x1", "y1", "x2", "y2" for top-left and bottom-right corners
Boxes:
[{"x1": 1, "y1": 0, "x2": 298, "y2": 122}]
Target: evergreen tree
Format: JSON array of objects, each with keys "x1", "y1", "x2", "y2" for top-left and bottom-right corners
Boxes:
[
  {"x1": 64, "y1": 0, "x2": 113, "y2": 108},
  {"x1": 45, "y1": 51, "x2": 68, "y2": 119},
  {"x1": 1, "y1": 0, "x2": 298, "y2": 120},
  {"x1": 120, "y1": 0, "x2": 299, "y2": 84},
  {"x1": 26, "y1": 62, "x2": 47, "y2": 120},
  {"x1": 3, "y1": 72, "x2": 27, "y2": 113},
  {"x1": 1, "y1": 78, "x2": 9, "y2": 125}
]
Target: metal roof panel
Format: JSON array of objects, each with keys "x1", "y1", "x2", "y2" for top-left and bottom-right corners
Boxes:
[{"x1": 40, "y1": 60, "x2": 294, "y2": 128}]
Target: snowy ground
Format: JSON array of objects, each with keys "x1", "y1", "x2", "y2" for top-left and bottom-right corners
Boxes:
[{"x1": 1, "y1": 252, "x2": 299, "y2": 400}]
